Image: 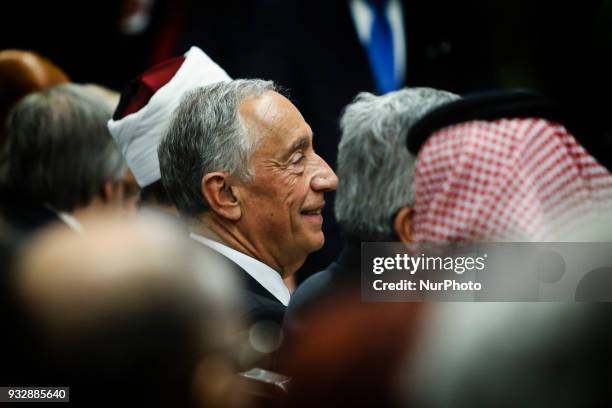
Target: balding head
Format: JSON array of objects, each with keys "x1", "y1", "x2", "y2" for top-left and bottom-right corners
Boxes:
[{"x1": 0, "y1": 49, "x2": 69, "y2": 147}]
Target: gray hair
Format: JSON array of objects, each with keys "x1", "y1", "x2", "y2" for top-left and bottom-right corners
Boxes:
[
  {"x1": 159, "y1": 79, "x2": 276, "y2": 218},
  {"x1": 3, "y1": 83, "x2": 125, "y2": 212},
  {"x1": 335, "y1": 87, "x2": 459, "y2": 241}
]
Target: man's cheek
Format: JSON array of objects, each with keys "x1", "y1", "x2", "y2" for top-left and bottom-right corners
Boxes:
[
  {"x1": 281, "y1": 178, "x2": 300, "y2": 205},
  {"x1": 268, "y1": 215, "x2": 295, "y2": 240}
]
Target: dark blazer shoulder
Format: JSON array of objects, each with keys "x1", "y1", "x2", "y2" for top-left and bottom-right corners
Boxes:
[
  {"x1": 198, "y1": 247, "x2": 287, "y2": 326},
  {"x1": 240, "y1": 272, "x2": 286, "y2": 326}
]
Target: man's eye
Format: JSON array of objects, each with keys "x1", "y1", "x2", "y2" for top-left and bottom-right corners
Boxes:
[{"x1": 291, "y1": 154, "x2": 305, "y2": 165}]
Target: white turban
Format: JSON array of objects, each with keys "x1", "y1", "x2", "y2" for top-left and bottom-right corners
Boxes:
[{"x1": 107, "y1": 46, "x2": 231, "y2": 187}]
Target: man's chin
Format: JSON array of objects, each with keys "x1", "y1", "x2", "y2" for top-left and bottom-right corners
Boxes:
[{"x1": 306, "y1": 232, "x2": 325, "y2": 252}]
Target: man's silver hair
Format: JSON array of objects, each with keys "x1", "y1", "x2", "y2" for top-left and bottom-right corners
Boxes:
[
  {"x1": 335, "y1": 87, "x2": 459, "y2": 241},
  {"x1": 2, "y1": 83, "x2": 125, "y2": 212},
  {"x1": 159, "y1": 79, "x2": 276, "y2": 217}
]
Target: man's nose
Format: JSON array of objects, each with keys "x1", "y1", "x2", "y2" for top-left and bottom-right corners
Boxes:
[{"x1": 311, "y1": 154, "x2": 338, "y2": 192}]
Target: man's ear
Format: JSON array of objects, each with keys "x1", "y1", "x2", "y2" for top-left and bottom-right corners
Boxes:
[
  {"x1": 101, "y1": 179, "x2": 124, "y2": 206},
  {"x1": 393, "y1": 207, "x2": 413, "y2": 243},
  {"x1": 201, "y1": 172, "x2": 241, "y2": 221}
]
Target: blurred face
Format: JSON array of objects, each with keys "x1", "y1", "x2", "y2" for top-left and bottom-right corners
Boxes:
[{"x1": 236, "y1": 91, "x2": 338, "y2": 275}]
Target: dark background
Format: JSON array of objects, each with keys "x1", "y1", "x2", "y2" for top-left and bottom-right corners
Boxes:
[{"x1": 3, "y1": 0, "x2": 611, "y2": 280}]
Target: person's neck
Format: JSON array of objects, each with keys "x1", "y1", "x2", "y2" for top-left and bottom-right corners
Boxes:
[
  {"x1": 191, "y1": 214, "x2": 300, "y2": 278},
  {"x1": 69, "y1": 196, "x2": 110, "y2": 223}
]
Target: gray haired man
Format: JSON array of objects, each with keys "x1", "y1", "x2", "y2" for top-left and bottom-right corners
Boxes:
[
  {"x1": 285, "y1": 87, "x2": 459, "y2": 326},
  {"x1": 0, "y1": 84, "x2": 127, "y2": 236},
  {"x1": 159, "y1": 79, "x2": 338, "y2": 332}
]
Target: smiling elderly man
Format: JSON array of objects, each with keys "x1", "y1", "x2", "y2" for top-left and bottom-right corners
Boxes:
[{"x1": 158, "y1": 79, "x2": 337, "y2": 329}]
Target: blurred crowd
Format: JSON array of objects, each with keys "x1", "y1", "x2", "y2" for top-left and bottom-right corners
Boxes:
[{"x1": 2, "y1": 1, "x2": 612, "y2": 407}]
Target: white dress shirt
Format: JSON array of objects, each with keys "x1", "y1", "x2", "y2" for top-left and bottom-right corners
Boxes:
[
  {"x1": 190, "y1": 233, "x2": 290, "y2": 306},
  {"x1": 44, "y1": 204, "x2": 83, "y2": 233},
  {"x1": 350, "y1": 0, "x2": 406, "y2": 86}
]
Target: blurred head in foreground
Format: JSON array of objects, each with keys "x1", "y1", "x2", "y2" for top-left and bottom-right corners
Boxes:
[
  {"x1": 1, "y1": 84, "x2": 128, "y2": 234},
  {"x1": 14, "y1": 213, "x2": 242, "y2": 407},
  {"x1": 404, "y1": 303, "x2": 612, "y2": 408},
  {"x1": 0, "y1": 49, "x2": 69, "y2": 149}
]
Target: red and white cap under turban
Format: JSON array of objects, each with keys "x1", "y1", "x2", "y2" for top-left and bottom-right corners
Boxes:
[{"x1": 107, "y1": 46, "x2": 231, "y2": 188}]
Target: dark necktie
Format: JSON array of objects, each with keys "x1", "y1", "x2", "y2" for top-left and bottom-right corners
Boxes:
[{"x1": 367, "y1": 0, "x2": 397, "y2": 94}]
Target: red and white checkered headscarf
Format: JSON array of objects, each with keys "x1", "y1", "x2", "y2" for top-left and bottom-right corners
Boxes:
[{"x1": 412, "y1": 118, "x2": 612, "y2": 242}]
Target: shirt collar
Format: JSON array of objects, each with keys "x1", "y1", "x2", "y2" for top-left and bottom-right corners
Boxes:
[
  {"x1": 189, "y1": 233, "x2": 290, "y2": 306},
  {"x1": 44, "y1": 204, "x2": 84, "y2": 234}
]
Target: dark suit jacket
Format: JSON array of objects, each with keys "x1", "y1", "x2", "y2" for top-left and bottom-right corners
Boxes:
[
  {"x1": 237, "y1": 263, "x2": 287, "y2": 328},
  {"x1": 191, "y1": 241, "x2": 287, "y2": 327},
  {"x1": 284, "y1": 241, "x2": 361, "y2": 334},
  {"x1": 192, "y1": 241, "x2": 286, "y2": 370}
]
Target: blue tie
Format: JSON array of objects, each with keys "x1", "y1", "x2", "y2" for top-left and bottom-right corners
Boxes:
[{"x1": 367, "y1": 0, "x2": 397, "y2": 94}]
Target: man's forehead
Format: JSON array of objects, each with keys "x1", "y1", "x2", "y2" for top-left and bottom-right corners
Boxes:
[{"x1": 239, "y1": 90, "x2": 311, "y2": 142}]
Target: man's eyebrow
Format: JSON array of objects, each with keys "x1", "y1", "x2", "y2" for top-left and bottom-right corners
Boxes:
[{"x1": 287, "y1": 135, "x2": 310, "y2": 153}]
